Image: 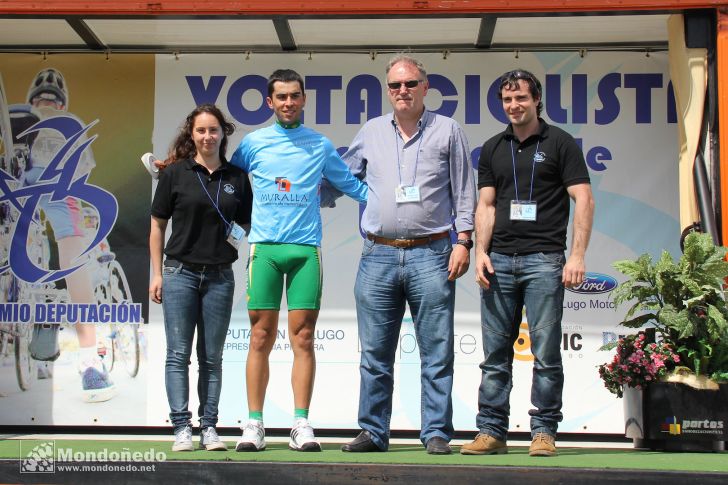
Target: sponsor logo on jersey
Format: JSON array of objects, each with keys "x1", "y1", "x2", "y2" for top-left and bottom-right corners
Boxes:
[{"x1": 275, "y1": 177, "x2": 291, "y2": 192}]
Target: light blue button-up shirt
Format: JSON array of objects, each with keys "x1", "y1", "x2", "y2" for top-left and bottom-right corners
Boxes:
[{"x1": 342, "y1": 110, "x2": 475, "y2": 238}]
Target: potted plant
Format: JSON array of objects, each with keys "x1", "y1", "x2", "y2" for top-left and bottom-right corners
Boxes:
[{"x1": 598, "y1": 231, "x2": 728, "y2": 451}]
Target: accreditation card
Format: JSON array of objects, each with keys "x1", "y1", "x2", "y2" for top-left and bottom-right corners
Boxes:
[
  {"x1": 510, "y1": 200, "x2": 537, "y2": 221},
  {"x1": 226, "y1": 222, "x2": 246, "y2": 249}
]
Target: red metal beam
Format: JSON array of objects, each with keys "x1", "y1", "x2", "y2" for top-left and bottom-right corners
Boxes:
[{"x1": 0, "y1": 0, "x2": 727, "y2": 16}]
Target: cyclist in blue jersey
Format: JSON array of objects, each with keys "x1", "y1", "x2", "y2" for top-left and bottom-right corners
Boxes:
[{"x1": 230, "y1": 69, "x2": 367, "y2": 453}]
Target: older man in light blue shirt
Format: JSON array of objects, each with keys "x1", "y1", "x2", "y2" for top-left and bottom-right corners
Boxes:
[{"x1": 339, "y1": 54, "x2": 476, "y2": 455}]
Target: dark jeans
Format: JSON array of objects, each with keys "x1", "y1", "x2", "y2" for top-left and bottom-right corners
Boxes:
[{"x1": 162, "y1": 264, "x2": 234, "y2": 432}]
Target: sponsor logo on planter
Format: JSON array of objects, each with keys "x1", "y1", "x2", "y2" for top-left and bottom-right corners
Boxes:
[
  {"x1": 566, "y1": 273, "x2": 617, "y2": 294},
  {"x1": 660, "y1": 416, "x2": 725, "y2": 436},
  {"x1": 660, "y1": 416, "x2": 682, "y2": 435}
]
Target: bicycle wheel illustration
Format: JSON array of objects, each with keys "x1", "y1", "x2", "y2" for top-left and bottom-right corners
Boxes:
[
  {"x1": 14, "y1": 321, "x2": 34, "y2": 390},
  {"x1": 3, "y1": 271, "x2": 35, "y2": 391},
  {"x1": 107, "y1": 260, "x2": 139, "y2": 377}
]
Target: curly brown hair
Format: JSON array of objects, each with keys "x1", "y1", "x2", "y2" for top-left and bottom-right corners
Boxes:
[{"x1": 167, "y1": 104, "x2": 235, "y2": 164}]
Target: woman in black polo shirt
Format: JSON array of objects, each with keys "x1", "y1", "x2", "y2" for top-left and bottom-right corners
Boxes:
[{"x1": 149, "y1": 104, "x2": 252, "y2": 452}]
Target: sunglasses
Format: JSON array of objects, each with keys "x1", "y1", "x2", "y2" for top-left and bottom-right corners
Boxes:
[
  {"x1": 387, "y1": 79, "x2": 422, "y2": 90},
  {"x1": 500, "y1": 70, "x2": 541, "y2": 91},
  {"x1": 508, "y1": 70, "x2": 535, "y2": 80}
]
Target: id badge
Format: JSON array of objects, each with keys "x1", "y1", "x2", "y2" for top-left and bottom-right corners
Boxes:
[
  {"x1": 226, "y1": 222, "x2": 246, "y2": 250},
  {"x1": 395, "y1": 185, "x2": 421, "y2": 203},
  {"x1": 510, "y1": 200, "x2": 537, "y2": 221}
]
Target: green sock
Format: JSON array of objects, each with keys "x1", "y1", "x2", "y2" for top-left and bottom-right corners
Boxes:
[
  {"x1": 294, "y1": 408, "x2": 309, "y2": 420},
  {"x1": 249, "y1": 411, "x2": 263, "y2": 421}
]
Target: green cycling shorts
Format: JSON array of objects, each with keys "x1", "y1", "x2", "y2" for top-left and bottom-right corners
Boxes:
[{"x1": 246, "y1": 243, "x2": 323, "y2": 310}]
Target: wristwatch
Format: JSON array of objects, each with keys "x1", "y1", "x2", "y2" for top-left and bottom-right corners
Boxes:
[{"x1": 456, "y1": 239, "x2": 474, "y2": 250}]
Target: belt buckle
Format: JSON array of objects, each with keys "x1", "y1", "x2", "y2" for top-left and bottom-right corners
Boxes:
[{"x1": 395, "y1": 238, "x2": 415, "y2": 249}]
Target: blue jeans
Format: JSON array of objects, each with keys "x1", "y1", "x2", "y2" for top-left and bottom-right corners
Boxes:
[
  {"x1": 476, "y1": 251, "x2": 565, "y2": 441},
  {"x1": 162, "y1": 264, "x2": 234, "y2": 432},
  {"x1": 354, "y1": 237, "x2": 455, "y2": 450}
]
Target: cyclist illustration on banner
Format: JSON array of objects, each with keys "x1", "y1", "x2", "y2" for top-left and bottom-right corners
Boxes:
[{"x1": 0, "y1": 68, "x2": 138, "y2": 402}]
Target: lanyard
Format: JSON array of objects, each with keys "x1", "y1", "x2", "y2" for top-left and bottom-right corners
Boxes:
[
  {"x1": 394, "y1": 122, "x2": 425, "y2": 187},
  {"x1": 510, "y1": 139, "x2": 539, "y2": 202},
  {"x1": 195, "y1": 170, "x2": 230, "y2": 229}
]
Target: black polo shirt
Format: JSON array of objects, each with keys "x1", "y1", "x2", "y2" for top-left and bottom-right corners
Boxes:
[
  {"x1": 478, "y1": 119, "x2": 590, "y2": 254},
  {"x1": 151, "y1": 158, "x2": 253, "y2": 265}
]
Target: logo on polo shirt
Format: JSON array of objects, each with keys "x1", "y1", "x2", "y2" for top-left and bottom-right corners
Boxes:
[
  {"x1": 223, "y1": 183, "x2": 235, "y2": 194},
  {"x1": 275, "y1": 177, "x2": 292, "y2": 192},
  {"x1": 533, "y1": 151, "x2": 546, "y2": 163}
]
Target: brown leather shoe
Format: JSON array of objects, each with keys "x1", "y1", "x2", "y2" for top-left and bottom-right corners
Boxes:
[
  {"x1": 459, "y1": 433, "x2": 508, "y2": 455},
  {"x1": 529, "y1": 432, "x2": 557, "y2": 456}
]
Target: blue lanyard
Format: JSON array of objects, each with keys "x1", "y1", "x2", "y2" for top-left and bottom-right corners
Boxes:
[
  {"x1": 394, "y1": 122, "x2": 425, "y2": 187},
  {"x1": 195, "y1": 170, "x2": 231, "y2": 229},
  {"x1": 510, "y1": 139, "x2": 539, "y2": 202}
]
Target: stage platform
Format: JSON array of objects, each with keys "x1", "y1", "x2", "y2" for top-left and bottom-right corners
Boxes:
[{"x1": 0, "y1": 431, "x2": 726, "y2": 484}]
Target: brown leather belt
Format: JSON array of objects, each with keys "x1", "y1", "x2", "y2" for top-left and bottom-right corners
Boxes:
[{"x1": 366, "y1": 231, "x2": 450, "y2": 249}]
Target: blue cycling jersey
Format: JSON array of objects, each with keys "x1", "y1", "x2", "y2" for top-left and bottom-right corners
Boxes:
[{"x1": 230, "y1": 123, "x2": 367, "y2": 246}]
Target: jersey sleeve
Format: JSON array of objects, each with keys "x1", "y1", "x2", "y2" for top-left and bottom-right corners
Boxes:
[{"x1": 322, "y1": 138, "x2": 368, "y2": 204}]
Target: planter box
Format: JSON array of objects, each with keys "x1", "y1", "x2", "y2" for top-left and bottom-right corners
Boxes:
[{"x1": 623, "y1": 382, "x2": 728, "y2": 451}]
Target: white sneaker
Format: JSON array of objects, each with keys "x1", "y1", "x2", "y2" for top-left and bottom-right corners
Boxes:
[
  {"x1": 289, "y1": 418, "x2": 322, "y2": 452},
  {"x1": 236, "y1": 419, "x2": 266, "y2": 452},
  {"x1": 172, "y1": 425, "x2": 194, "y2": 452},
  {"x1": 199, "y1": 427, "x2": 227, "y2": 451}
]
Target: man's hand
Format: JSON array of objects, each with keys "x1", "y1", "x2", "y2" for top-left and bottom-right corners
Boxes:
[
  {"x1": 474, "y1": 250, "x2": 494, "y2": 289},
  {"x1": 319, "y1": 178, "x2": 342, "y2": 208},
  {"x1": 447, "y1": 244, "x2": 470, "y2": 281},
  {"x1": 562, "y1": 254, "x2": 585, "y2": 288}
]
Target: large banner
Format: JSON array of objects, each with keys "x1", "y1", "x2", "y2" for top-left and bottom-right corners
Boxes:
[
  {"x1": 0, "y1": 51, "x2": 679, "y2": 435},
  {"x1": 0, "y1": 54, "x2": 153, "y2": 425}
]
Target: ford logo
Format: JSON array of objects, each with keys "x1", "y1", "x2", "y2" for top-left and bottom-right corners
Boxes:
[{"x1": 567, "y1": 272, "x2": 618, "y2": 294}]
